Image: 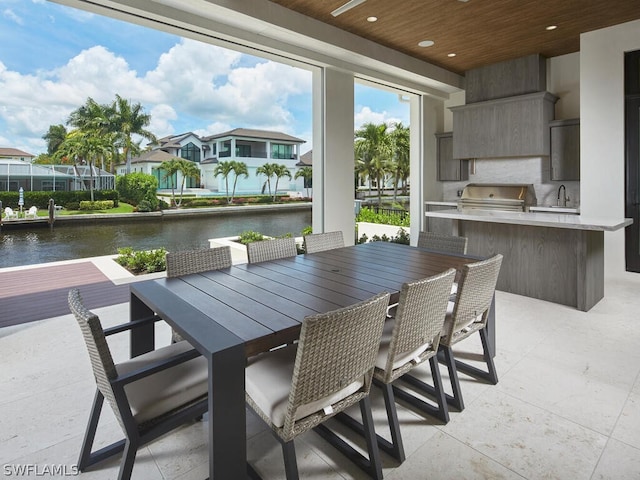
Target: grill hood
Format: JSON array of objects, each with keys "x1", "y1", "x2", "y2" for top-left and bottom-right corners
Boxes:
[{"x1": 458, "y1": 183, "x2": 537, "y2": 212}]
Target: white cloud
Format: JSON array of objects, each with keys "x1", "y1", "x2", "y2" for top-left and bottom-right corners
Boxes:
[
  {"x1": 354, "y1": 106, "x2": 402, "y2": 130},
  {"x1": 0, "y1": 38, "x2": 312, "y2": 155},
  {"x1": 3, "y1": 8, "x2": 23, "y2": 25},
  {"x1": 147, "y1": 104, "x2": 178, "y2": 140}
]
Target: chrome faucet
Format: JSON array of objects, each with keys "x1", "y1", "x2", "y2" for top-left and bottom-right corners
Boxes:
[{"x1": 557, "y1": 184, "x2": 567, "y2": 207}]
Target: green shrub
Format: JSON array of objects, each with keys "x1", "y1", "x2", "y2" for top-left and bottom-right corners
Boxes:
[
  {"x1": 116, "y1": 173, "x2": 159, "y2": 210},
  {"x1": 356, "y1": 207, "x2": 410, "y2": 227},
  {"x1": 116, "y1": 247, "x2": 167, "y2": 274},
  {"x1": 238, "y1": 231, "x2": 265, "y2": 244},
  {"x1": 136, "y1": 199, "x2": 155, "y2": 212},
  {"x1": 301, "y1": 225, "x2": 313, "y2": 236},
  {"x1": 357, "y1": 228, "x2": 409, "y2": 245},
  {"x1": 0, "y1": 190, "x2": 118, "y2": 210},
  {"x1": 79, "y1": 200, "x2": 114, "y2": 210}
]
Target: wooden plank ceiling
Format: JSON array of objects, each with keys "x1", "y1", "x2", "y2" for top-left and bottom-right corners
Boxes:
[{"x1": 268, "y1": 0, "x2": 640, "y2": 74}]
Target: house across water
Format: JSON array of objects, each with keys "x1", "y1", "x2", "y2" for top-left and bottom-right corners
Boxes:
[
  {"x1": 123, "y1": 128, "x2": 310, "y2": 195},
  {"x1": 0, "y1": 149, "x2": 115, "y2": 192}
]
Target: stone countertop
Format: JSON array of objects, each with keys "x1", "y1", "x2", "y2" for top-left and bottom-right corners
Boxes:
[
  {"x1": 425, "y1": 209, "x2": 632, "y2": 231},
  {"x1": 529, "y1": 206, "x2": 580, "y2": 214}
]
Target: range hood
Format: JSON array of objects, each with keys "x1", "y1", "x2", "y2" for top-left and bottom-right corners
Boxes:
[{"x1": 450, "y1": 54, "x2": 558, "y2": 160}]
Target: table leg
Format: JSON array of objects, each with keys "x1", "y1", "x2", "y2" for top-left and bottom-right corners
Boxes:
[
  {"x1": 129, "y1": 292, "x2": 156, "y2": 358},
  {"x1": 208, "y1": 344, "x2": 247, "y2": 479},
  {"x1": 486, "y1": 294, "x2": 496, "y2": 358}
]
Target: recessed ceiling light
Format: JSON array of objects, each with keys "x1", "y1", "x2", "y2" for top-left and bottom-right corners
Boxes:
[
  {"x1": 418, "y1": 40, "x2": 435, "y2": 48},
  {"x1": 367, "y1": 16, "x2": 377, "y2": 22},
  {"x1": 448, "y1": 53, "x2": 457, "y2": 57},
  {"x1": 546, "y1": 25, "x2": 558, "y2": 31}
]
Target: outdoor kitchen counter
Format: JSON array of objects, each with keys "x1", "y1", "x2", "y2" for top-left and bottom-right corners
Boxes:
[
  {"x1": 424, "y1": 210, "x2": 633, "y2": 311},
  {"x1": 424, "y1": 209, "x2": 631, "y2": 231}
]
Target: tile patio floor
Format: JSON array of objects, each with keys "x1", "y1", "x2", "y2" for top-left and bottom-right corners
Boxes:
[{"x1": 1, "y1": 260, "x2": 639, "y2": 479}]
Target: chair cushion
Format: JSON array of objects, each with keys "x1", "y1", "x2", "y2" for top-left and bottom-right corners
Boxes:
[
  {"x1": 119, "y1": 341, "x2": 208, "y2": 424},
  {"x1": 443, "y1": 303, "x2": 483, "y2": 339},
  {"x1": 246, "y1": 345, "x2": 363, "y2": 428},
  {"x1": 375, "y1": 319, "x2": 430, "y2": 372}
]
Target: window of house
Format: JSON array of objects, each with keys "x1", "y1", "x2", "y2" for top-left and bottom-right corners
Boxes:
[
  {"x1": 181, "y1": 142, "x2": 201, "y2": 163},
  {"x1": 271, "y1": 144, "x2": 293, "y2": 159},
  {"x1": 219, "y1": 141, "x2": 231, "y2": 158},
  {"x1": 236, "y1": 144, "x2": 251, "y2": 157}
]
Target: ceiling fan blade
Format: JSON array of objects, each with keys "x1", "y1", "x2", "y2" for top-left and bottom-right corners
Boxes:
[{"x1": 331, "y1": 0, "x2": 367, "y2": 17}]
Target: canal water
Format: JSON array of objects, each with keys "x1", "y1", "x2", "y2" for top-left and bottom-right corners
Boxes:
[{"x1": 0, "y1": 209, "x2": 311, "y2": 268}]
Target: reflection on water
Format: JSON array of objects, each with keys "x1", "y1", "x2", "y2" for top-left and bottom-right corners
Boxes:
[{"x1": 0, "y1": 210, "x2": 311, "y2": 268}]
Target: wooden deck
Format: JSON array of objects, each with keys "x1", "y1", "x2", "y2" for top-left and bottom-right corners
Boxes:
[{"x1": 0, "y1": 262, "x2": 130, "y2": 328}]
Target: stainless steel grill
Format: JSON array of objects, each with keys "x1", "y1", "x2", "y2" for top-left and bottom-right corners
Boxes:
[{"x1": 458, "y1": 184, "x2": 537, "y2": 212}]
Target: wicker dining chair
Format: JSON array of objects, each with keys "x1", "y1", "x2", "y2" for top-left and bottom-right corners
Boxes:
[
  {"x1": 417, "y1": 231, "x2": 468, "y2": 255},
  {"x1": 335, "y1": 268, "x2": 456, "y2": 463},
  {"x1": 165, "y1": 246, "x2": 232, "y2": 342},
  {"x1": 402, "y1": 254, "x2": 503, "y2": 412},
  {"x1": 246, "y1": 237, "x2": 297, "y2": 264},
  {"x1": 303, "y1": 231, "x2": 345, "y2": 254},
  {"x1": 245, "y1": 292, "x2": 390, "y2": 480},
  {"x1": 165, "y1": 245, "x2": 232, "y2": 278},
  {"x1": 68, "y1": 289, "x2": 209, "y2": 480}
]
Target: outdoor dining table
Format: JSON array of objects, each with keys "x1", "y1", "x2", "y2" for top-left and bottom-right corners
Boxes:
[{"x1": 128, "y1": 241, "x2": 494, "y2": 479}]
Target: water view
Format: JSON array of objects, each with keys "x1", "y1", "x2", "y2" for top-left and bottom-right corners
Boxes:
[{"x1": 0, "y1": 210, "x2": 311, "y2": 268}]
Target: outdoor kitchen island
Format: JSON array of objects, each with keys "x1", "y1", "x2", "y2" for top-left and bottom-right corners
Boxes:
[{"x1": 424, "y1": 209, "x2": 632, "y2": 311}]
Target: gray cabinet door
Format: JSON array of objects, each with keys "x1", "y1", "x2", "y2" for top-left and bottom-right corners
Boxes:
[
  {"x1": 437, "y1": 133, "x2": 468, "y2": 181},
  {"x1": 550, "y1": 119, "x2": 580, "y2": 181}
]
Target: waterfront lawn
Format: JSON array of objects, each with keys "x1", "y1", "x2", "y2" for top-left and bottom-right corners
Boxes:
[{"x1": 57, "y1": 202, "x2": 136, "y2": 215}]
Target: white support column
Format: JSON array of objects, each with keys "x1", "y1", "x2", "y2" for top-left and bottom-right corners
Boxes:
[
  {"x1": 312, "y1": 67, "x2": 355, "y2": 244},
  {"x1": 409, "y1": 94, "x2": 442, "y2": 244}
]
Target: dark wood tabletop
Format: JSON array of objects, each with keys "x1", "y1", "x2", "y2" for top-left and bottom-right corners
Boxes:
[
  {"x1": 140, "y1": 241, "x2": 478, "y2": 356},
  {"x1": 128, "y1": 241, "x2": 488, "y2": 479}
]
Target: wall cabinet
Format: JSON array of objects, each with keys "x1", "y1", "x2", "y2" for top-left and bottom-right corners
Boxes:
[
  {"x1": 436, "y1": 132, "x2": 468, "y2": 181},
  {"x1": 450, "y1": 92, "x2": 558, "y2": 159},
  {"x1": 550, "y1": 118, "x2": 580, "y2": 181}
]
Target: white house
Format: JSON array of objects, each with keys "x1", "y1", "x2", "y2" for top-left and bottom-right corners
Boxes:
[{"x1": 136, "y1": 128, "x2": 308, "y2": 195}]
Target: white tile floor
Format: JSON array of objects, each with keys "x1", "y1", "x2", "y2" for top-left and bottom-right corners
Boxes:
[{"x1": 1, "y1": 273, "x2": 640, "y2": 479}]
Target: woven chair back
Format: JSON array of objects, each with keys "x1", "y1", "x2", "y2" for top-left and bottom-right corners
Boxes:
[
  {"x1": 304, "y1": 231, "x2": 345, "y2": 254},
  {"x1": 283, "y1": 292, "x2": 390, "y2": 435},
  {"x1": 166, "y1": 246, "x2": 232, "y2": 277},
  {"x1": 449, "y1": 254, "x2": 502, "y2": 337},
  {"x1": 247, "y1": 237, "x2": 297, "y2": 263},
  {"x1": 382, "y1": 268, "x2": 456, "y2": 382},
  {"x1": 417, "y1": 231, "x2": 468, "y2": 255},
  {"x1": 68, "y1": 288, "x2": 125, "y2": 429}
]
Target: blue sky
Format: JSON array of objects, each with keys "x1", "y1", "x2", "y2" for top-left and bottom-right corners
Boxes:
[{"x1": 0, "y1": 0, "x2": 410, "y2": 156}]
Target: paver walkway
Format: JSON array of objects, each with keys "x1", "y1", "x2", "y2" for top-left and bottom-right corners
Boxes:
[{"x1": 0, "y1": 262, "x2": 130, "y2": 328}]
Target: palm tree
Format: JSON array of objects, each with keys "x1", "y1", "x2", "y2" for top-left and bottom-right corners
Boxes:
[
  {"x1": 213, "y1": 160, "x2": 248, "y2": 204},
  {"x1": 67, "y1": 97, "x2": 115, "y2": 174},
  {"x1": 388, "y1": 122, "x2": 410, "y2": 200},
  {"x1": 256, "y1": 162, "x2": 278, "y2": 198},
  {"x1": 229, "y1": 161, "x2": 249, "y2": 204},
  {"x1": 55, "y1": 129, "x2": 111, "y2": 201},
  {"x1": 42, "y1": 124, "x2": 68, "y2": 155},
  {"x1": 159, "y1": 159, "x2": 181, "y2": 207},
  {"x1": 110, "y1": 94, "x2": 157, "y2": 174},
  {"x1": 354, "y1": 122, "x2": 392, "y2": 205},
  {"x1": 294, "y1": 166, "x2": 313, "y2": 198},
  {"x1": 272, "y1": 164, "x2": 292, "y2": 201},
  {"x1": 214, "y1": 160, "x2": 234, "y2": 203},
  {"x1": 175, "y1": 159, "x2": 200, "y2": 207}
]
